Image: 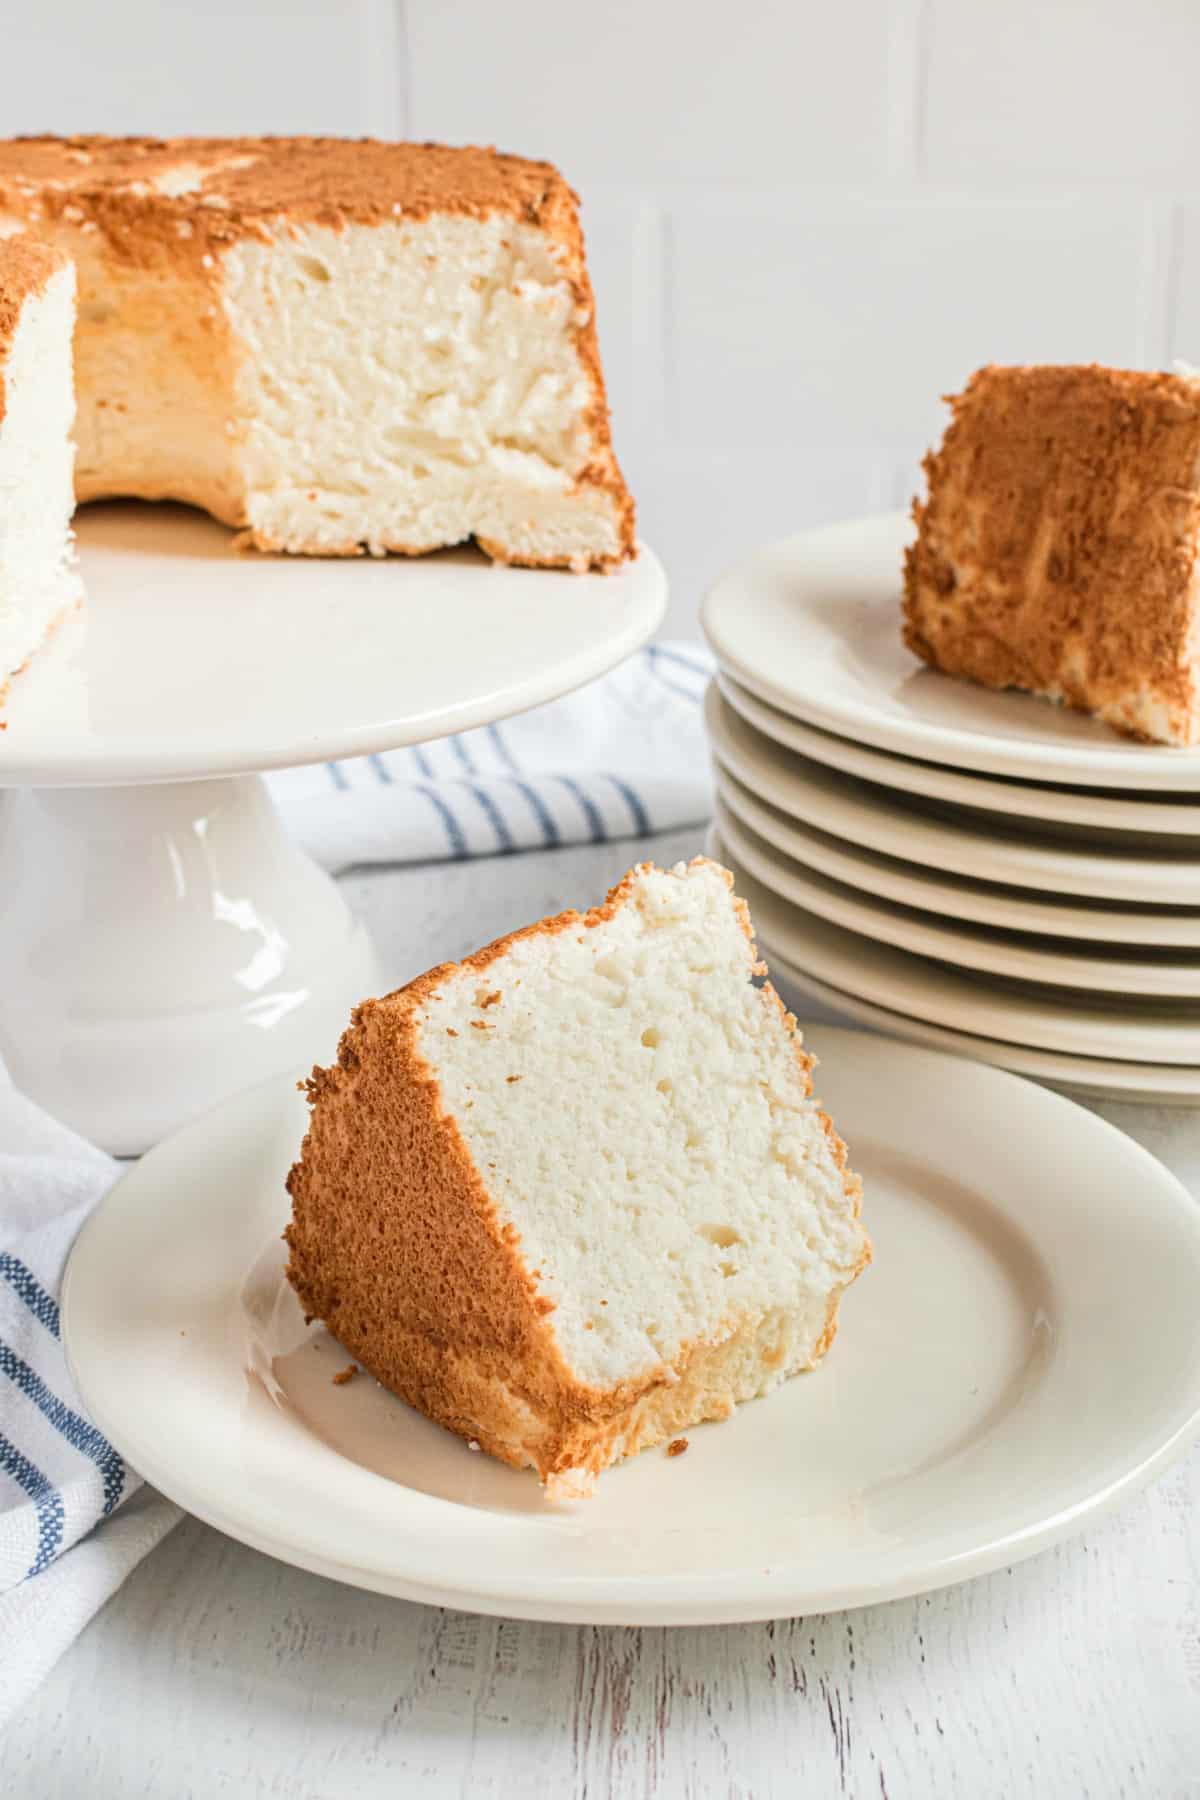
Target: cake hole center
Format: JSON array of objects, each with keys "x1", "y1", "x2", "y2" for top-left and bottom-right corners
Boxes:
[{"x1": 698, "y1": 1224, "x2": 743, "y2": 1250}]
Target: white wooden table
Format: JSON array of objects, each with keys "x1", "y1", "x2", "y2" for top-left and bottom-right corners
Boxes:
[{"x1": 4, "y1": 829, "x2": 1198, "y2": 1799}]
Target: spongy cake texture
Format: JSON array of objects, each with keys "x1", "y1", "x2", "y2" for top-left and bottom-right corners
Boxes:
[
  {"x1": 0, "y1": 135, "x2": 635, "y2": 570},
  {"x1": 285, "y1": 859, "x2": 869, "y2": 1495},
  {"x1": 904, "y1": 364, "x2": 1200, "y2": 745}
]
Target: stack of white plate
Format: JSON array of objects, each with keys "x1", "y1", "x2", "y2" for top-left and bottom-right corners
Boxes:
[{"x1": 702, "y1": 513, "x2": 1200, "y2": 1106}]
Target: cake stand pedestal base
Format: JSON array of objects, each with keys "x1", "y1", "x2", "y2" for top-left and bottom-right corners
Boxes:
[{"x1": 0, "y1": 776, "x2": 382, "y2": 1156}]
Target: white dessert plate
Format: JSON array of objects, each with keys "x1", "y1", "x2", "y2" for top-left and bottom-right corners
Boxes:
[
  {"x1": 708, "y1": 827, "x2": 1200, "y2": 1105},
  {"x1": 715, "y1": 798, "x2": 1200, "y2": 998},
  {"x1": 0, "y1": 503, "x2": 667, "y2": 786},
  {"x1": 706, "y1": 684, "x2": 1200, "y2": 905},
  {"x1": 717, "y1": 673, "x2": 1200, "y2": 839},
  {"x1": 703, "y1": 512, "x2": 1200, "y2": 791},
  {"x1": 716, "y1": 855, "x2": 1200, "y2": 1065},
  {"x1": 714, "y1": 770, "x2": 1200, "y2": 947},
  {"x1": 63, "y1": 1039, "x2": 1200, "y2": 1625}
]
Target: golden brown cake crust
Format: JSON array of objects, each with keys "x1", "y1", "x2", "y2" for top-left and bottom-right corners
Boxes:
[
  {"x1": 903, "y1": 364, "x2": 1200, "y2": 745},
  {"x1": 0, "y1": 136, "x2": 636, "y2": 568},
  {"x1": 284, "y1": 861, "x2": 867, "y2": 1487},
  {"x1": 0, "y1": 235, "x2": 68, "y2": 425},
  {"x1": 0, "y1": 136, "x2": 577, "y2": 242}
]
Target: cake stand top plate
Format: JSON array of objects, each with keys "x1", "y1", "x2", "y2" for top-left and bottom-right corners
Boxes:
[{"x1": 0, "y1": 504, "x2": 667, "y2": 787}]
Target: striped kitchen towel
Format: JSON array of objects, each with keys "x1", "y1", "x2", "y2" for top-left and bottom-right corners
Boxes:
[
  {"x1": 0, "y1": 1077, "x2": 181, "y2": 1728},
  {"x1": 266, "y1": 641, "x2": 714, "y2": 872}
]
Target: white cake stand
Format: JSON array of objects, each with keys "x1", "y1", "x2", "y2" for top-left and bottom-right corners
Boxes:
[{"x1": 0, "y1": 503, "x2": 666, "y2": 1154}]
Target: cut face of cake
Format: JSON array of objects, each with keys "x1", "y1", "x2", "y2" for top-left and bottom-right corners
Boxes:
[
  {"x1": 0, "y1": 237, "x2": 81, "y2": 694},
  {"x1": 0, "y1": 136, "x2": 634, "y2": 570},
  {"x1": 285, "y1": 859, "x2": 869, "y2": 1497},
  {"x1": 904, "y1": 364, "x2": 1200, "y2": 745}
]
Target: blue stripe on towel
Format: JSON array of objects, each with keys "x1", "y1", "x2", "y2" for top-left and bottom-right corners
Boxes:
[
  {"x1": 553, "y1": 774, "x2": 607, "y2": 844},
  {"x1": 326, "y1": 762, "x2": 349, "y2": 792},
  {"x1": 648, "y1": 647, "x2": 704, "y2": 704},
  {"x1": 368, "y1": 754, "x2": 393, "y2": 785},
  {"x1": 486, "y1": 722, "x2": 521, "y2": 773},
  {"x1": 0, "y1": 1341, "x2": 125, "y2": 1515},
  {"x1": 651, "y1": 644, "x2": 710, "y2": 681},
  {"x1": 603, "y1": 773, "x2": 651, "y2": 837},
  {"x1": 651, "y1": 670, "x2": 702, "y2": 704},
  {"x1": 414, "y1": 786, "x2": 468, "y2": 860},
  {"x1": 450, "y1": 735, "x2": 478, "y2": 776},
  {"x1": 0, "y1": 1255, "x2": 61, "y2": 1339},
  {"x1": 467, "y1": 784, "x2": 515, "y2": 853},
  {"x1": 409, "y1": 743, "x2": 434, "y2": 778},
  {"x1": 0, "y1": 1429, "x2": 64, "y2": 1577},
  {"x1": 503, "y1": 778, "x2": 560, "y2": 848}
]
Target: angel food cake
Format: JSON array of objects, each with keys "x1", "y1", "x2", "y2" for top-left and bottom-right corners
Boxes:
[
  {"x1": 0, "y1": 135, "x2": 635, "y2": 570},
  {"x1": 285, "y1": 859, "x2": 870, "y2": 1496},
  {"x1": 0, "y1": 236, "x2": 81, "y2": 694},
  {"x1": 904, "y1": 364, "x2": 1200, "y2": 745}
]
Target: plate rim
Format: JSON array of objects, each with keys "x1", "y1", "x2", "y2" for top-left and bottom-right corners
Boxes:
[
  {"x1": 708, "y1": 825, "x2": 1200, "y2": 1105},
  {"x1": 714, "y1": 794, "x2": 1200, "y2": 998},
  {"x1": 714, "y1": 764, "x2": 1200, "y2": 947},
  {"x1": 716, "y1": 840, "x2": 1200, "y2": 1063},
  {"x1": 717, "y1": 670, "x2": 1200, "y2": 836},
  {"x1": 713, "y1": 765, "x2": 1200, "y2": 948},
  {"x1": 705, "y1": 681, "x2": 1200, "y2": 906},
  {"x1": 702, "y1": 512, "x2": 1200, "y2": 792},
  {"x1": 62, "y1": 1040, "x2": 1200, "y2": 1625},
  {"x1": 784, "y1": 968, "x2": 1200, "y2": 1103}
]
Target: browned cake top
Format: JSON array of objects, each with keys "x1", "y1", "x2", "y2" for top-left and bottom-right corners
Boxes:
[
  {"x1": 0, "y1": 234, "x2": 65, "y2": 342},
  {"x1": 903, "y1": 363, "x2": 1200, "y2": 740},
  {"x1": 0, "y1": 136, "x2": 574, "y2": 237},
  {"x1": 936, "y1": 362, "x2": 1200, "y2": 474},
  {"x1": 0, "y1": 235, "x2": 69, "y2": 425}
]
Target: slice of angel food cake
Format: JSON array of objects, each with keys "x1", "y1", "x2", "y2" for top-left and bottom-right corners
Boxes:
[
  {"x1": 904, "y1": 362, "x2": 1200, "y2": 744},
  {"x1": 285, "y1": 858, "x2": 870, "y2": 1498}
]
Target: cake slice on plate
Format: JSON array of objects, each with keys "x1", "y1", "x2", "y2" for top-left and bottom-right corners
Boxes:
[
  {"x1": 285, "y1": 858, "x2": 869, "y2": 1498},
  {"x1": 0, "y1": 236, "x2": 81, "y2": 701},
  {"x1": 0, "y1": 136, "x2": 635, "y2": 570},
  {"x1": 904, "y1": 364, "x2": 1200, "y2": 745}
]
